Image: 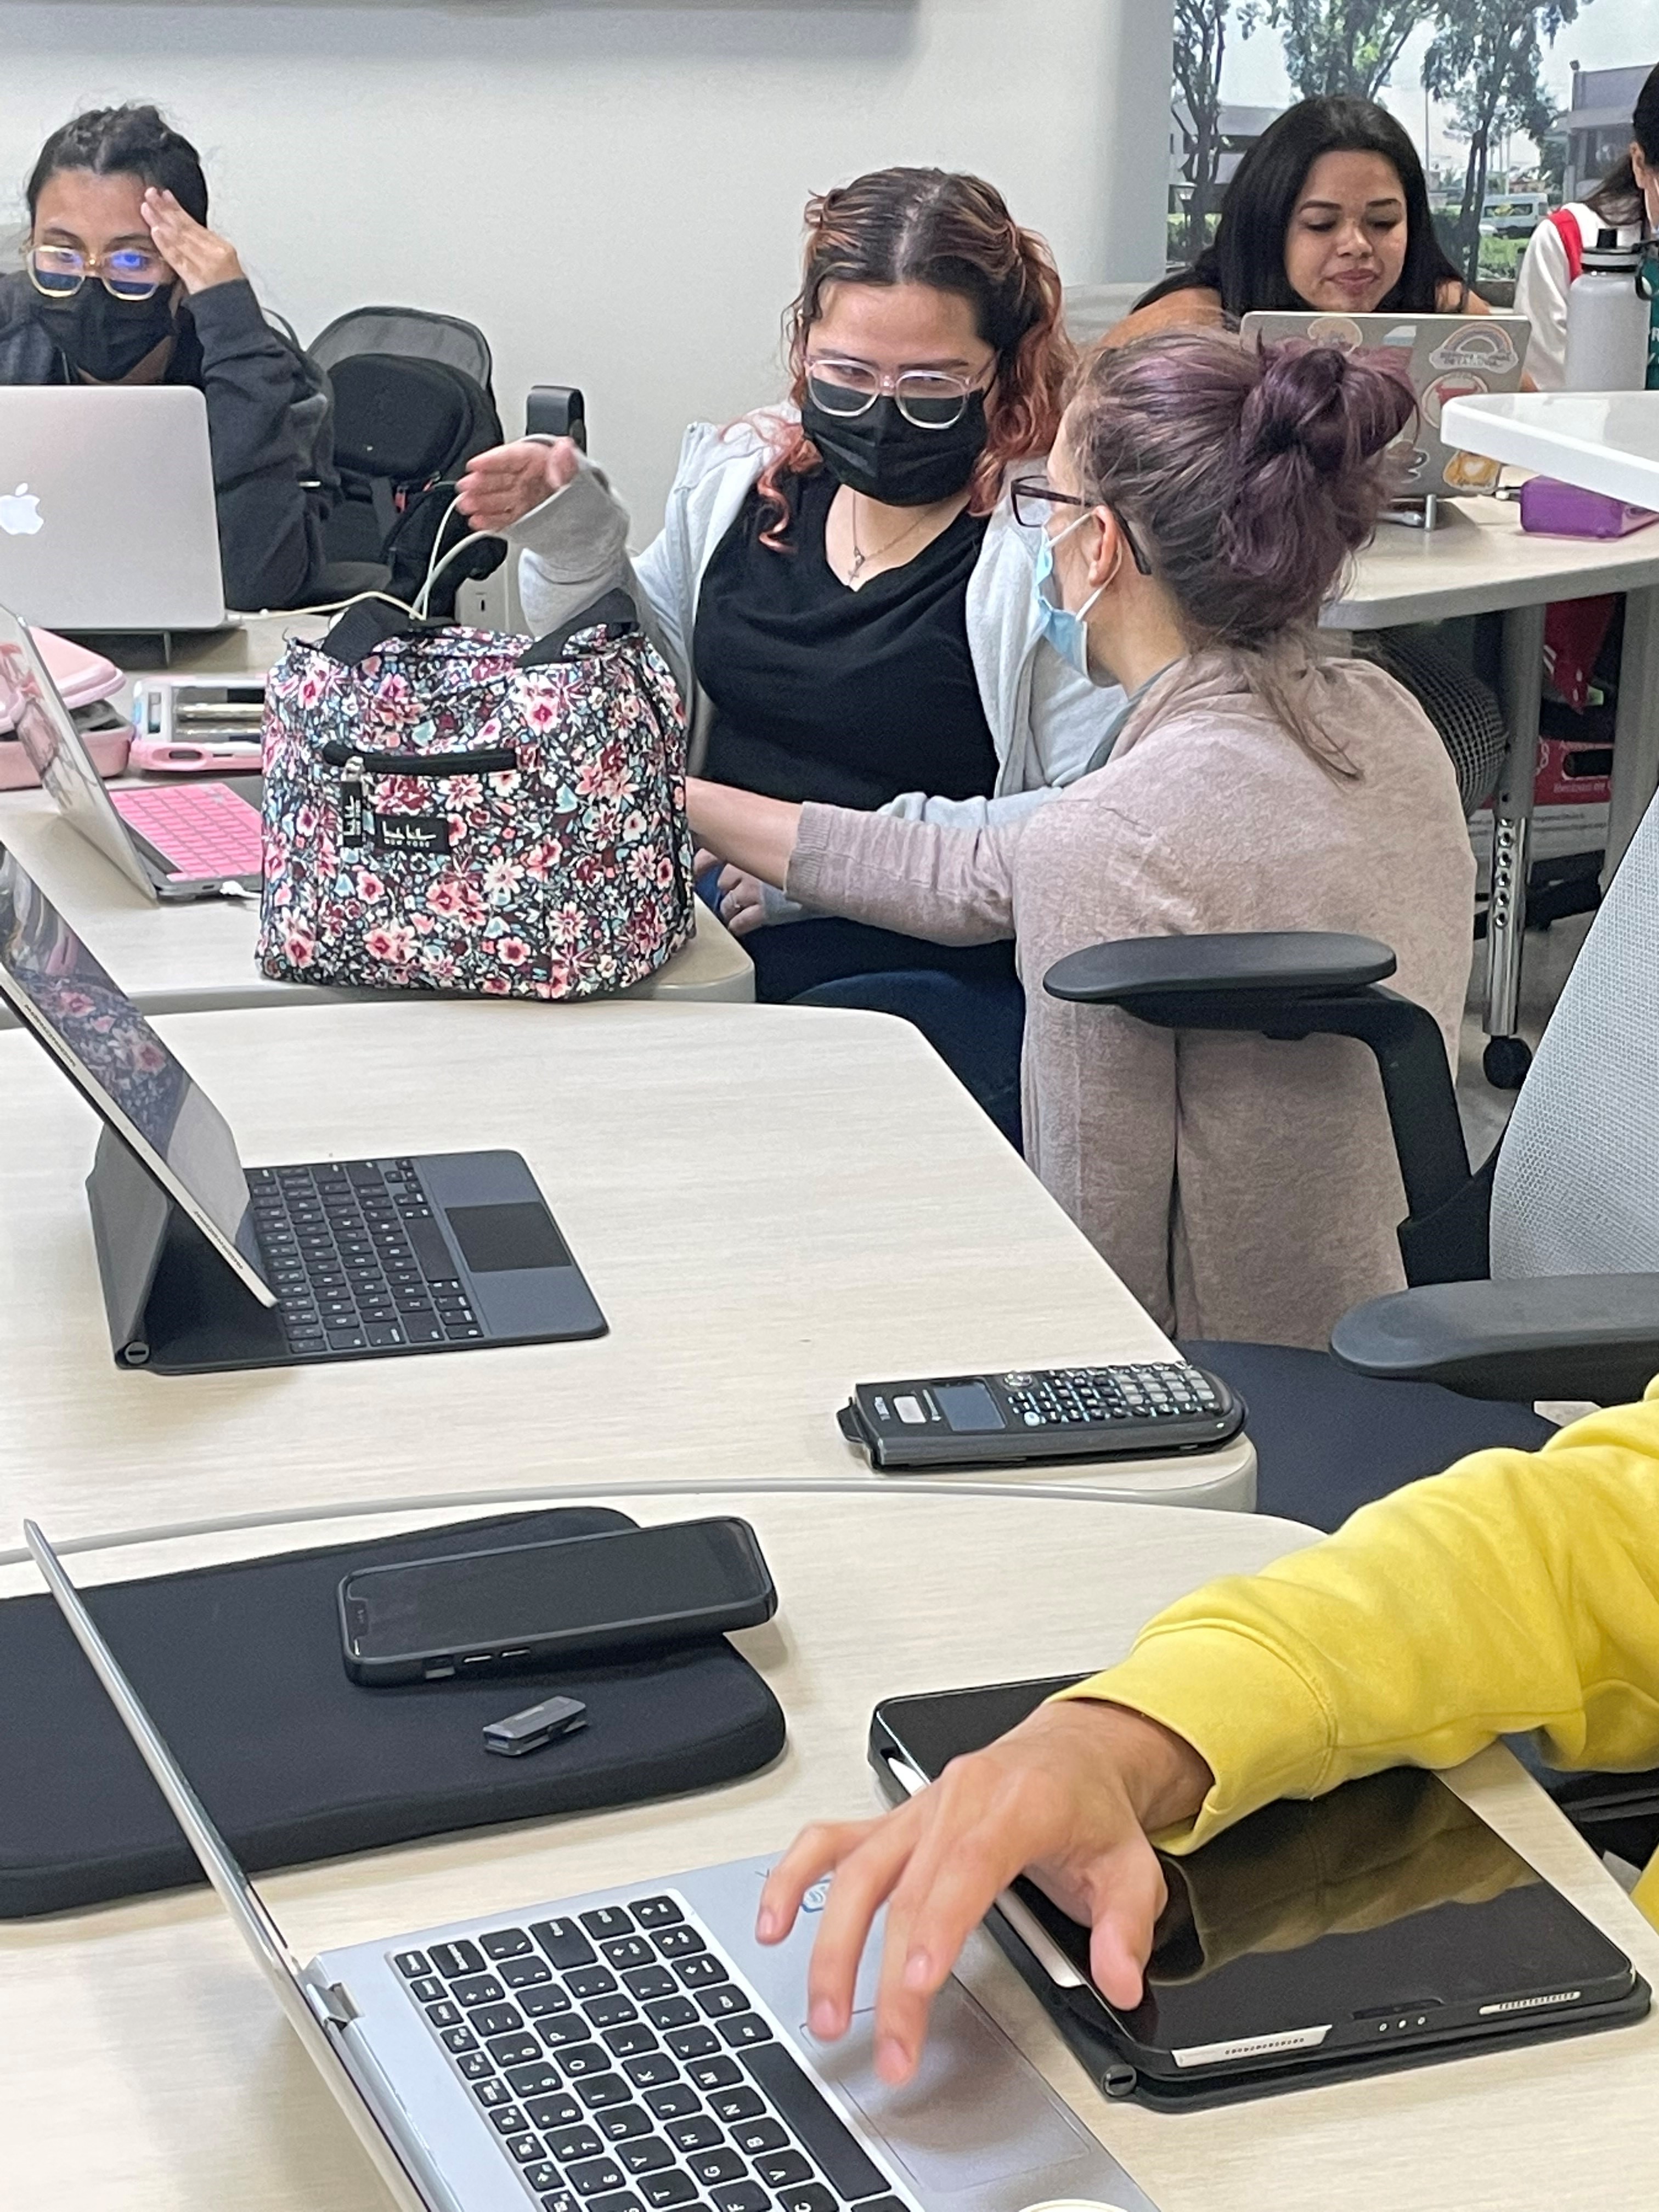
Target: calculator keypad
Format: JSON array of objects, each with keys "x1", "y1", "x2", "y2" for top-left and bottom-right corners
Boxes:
[{"x1": 998, "y1": 1364, "x2": 1222, "y2": 1430}]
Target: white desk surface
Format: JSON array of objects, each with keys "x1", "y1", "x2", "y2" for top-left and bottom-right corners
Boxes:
[
  {"x1": 1443, "y1": 388, "x2": 1659, "y2": 511},
  {"x1": 3, "y1": 1487, "x2": 1655, "y2": 2212},
  {"x1": 0, "y1": 787, "x2": 754, "y2": 1013},
  {"x1": 1325, "y1": 489, "x2": 1659, "y2": 628},
  {"x1": 0, "y1": 1001, "x2": 1255, "y2": 1524}
]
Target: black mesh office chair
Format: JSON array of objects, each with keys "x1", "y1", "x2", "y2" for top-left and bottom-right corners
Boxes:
[
  {"x1": 1045, "y1": 799, "x2": 1659, "y2": 1860},
  {"x1": 1043, "y1": 787, "x2": 1659, "y2": 1532}
]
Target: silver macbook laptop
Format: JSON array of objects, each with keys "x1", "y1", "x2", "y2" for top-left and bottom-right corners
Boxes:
[
  {"x1": 0, "y1": 601, "x2": 261, "y2": 900},
  {"x1": 0, "y1": 387, "x2": 225, "y2": 632},
  {"x1": 22, "y1": 1518, "x2": 1157, "y2": 2212},
  {"x1": 1239, "y1": 310, "x2": 1531, "y2": 510}
]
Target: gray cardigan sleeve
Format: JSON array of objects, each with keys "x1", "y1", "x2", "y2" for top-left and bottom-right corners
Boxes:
[
  {"x1": 786, "y1": 800, "x2": 1022, "y2": 946},
  {"x1": 507, "y1": 462, "x2": 633, "y2": 626},
  {"x1": 506, "y1": 449, "x2": 696, "y2": 699}
]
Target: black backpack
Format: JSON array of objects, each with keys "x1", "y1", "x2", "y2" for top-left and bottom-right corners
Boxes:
[{"x1": 323, "y1": 351, "x2": 506, "y2": 613}]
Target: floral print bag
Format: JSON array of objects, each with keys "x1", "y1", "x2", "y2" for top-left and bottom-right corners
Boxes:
[{"x1": 258, "y1": 590, "x2": 694, "y2": 999}]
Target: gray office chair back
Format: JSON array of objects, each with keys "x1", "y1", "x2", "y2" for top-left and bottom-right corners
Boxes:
[
  {"x1": 1490, "y1": 788, "x2": 1659, "y2": 1278},
  {"x1": 308, "y1": 306, "x2": 494, "y2": 392}
]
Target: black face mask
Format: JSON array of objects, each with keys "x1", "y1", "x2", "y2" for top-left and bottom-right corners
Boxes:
[
  {"x1": 800, "y1": 391, "x2": 989, "y2": 507},
  {"x1": 31, "y1": 285, "x2": 178, "y2": 382}
]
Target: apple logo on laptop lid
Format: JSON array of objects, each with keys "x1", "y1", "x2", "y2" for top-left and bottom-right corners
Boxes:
[{"x1": 0, "y1": 485, "x2": 43, "y2": 538}]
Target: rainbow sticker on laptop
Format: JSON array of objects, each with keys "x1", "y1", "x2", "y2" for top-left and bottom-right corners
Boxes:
[{"x1": 1429, "y1": 323, "x2": 1521, "y2": 375}]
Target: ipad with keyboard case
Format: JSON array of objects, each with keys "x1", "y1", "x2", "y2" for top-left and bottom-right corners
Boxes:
[{"x1": 0, "y1": 846, "x2": 606, "y2": 1372}]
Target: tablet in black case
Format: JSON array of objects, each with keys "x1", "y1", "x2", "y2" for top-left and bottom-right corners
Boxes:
[{"x1": 870, "y1": 1675, "x2": 1649, "y2": 2108}]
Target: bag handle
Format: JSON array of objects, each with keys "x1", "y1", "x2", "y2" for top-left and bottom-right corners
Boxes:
[
  {"x1": 317, "y1": 596, "x2": 450, "y2": 667},
  {"x1": 316, "y1": 585, "x2": 637, "y2": 671},
  {"x1": 520, "y1": 588, "x2": 639, "y2": 668}
]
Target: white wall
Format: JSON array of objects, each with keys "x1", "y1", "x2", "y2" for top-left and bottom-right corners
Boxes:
[{"x1": 0, "y1": 0, "x2": 1172, "y2": 525}]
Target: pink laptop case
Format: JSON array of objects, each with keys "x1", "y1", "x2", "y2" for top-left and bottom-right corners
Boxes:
[{"x1": 0, "y1": 626, "x2": 129, "y2": 788}]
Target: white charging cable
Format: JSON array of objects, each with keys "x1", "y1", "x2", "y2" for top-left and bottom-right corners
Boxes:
[{"x1": 263, "y1": 491, "x2": 503, "y2": 628}]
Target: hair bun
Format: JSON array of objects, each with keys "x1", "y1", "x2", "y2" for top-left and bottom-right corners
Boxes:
[{"x1": 1240, "y1": 340, "x2": 1413, "y2": 477}]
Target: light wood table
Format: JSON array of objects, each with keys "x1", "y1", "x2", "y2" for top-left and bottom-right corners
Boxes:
[
  {"x1": 3, "y1": 1487, "x2": 1655, "y2": 2212},
  {"x1": 1327, "y1": 494, "x2": 1659, "y2": 1087},
  {"x1": 0, "y1": 786, "x2": 754, "y2": 1018},
  {"x1": 0, "y1": 1001, "x2": 1256, "y2": 1523}
]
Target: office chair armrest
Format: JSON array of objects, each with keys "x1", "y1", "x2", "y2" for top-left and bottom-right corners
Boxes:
[
  {"x1": 1043, "y1": 931, "x2": 1397, "y2": 1014},
  {"x1": 1331, "y1": 1274, "x2": 1659, "y2": 1404},
  {"x1": 526, "y1": 385, "x2": 588, "y2": 449}
]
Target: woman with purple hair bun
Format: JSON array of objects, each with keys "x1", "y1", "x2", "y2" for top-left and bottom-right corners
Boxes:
[{"x1": 688, "y1": 329, "x2": 1475, "y2": 1350}]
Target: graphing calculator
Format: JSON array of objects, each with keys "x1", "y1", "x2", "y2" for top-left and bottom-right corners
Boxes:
[{"x1": 837, "y1": 1362, "x2": 1245, "y2": 1471}]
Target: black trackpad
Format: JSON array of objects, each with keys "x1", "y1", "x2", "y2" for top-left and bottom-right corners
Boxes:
[{"x1": 445, "y1": 1201, "x2": 571, "y2": 1274}]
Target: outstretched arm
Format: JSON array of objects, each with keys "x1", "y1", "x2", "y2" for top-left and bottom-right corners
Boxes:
[{"x1": 761, "y1": 1387, "x2": 1659, "y2": 2085}]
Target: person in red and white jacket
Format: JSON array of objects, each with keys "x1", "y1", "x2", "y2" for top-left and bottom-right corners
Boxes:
[{"x1": 1516, "y1": 61, "x2": 1659, "y2": 390}]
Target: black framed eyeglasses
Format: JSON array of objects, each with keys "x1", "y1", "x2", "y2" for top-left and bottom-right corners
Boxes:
[{"x1": 1010, "y1": 476, "x2": 1153, "y2": 574}]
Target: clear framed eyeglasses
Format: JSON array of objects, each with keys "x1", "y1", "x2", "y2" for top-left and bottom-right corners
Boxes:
[
  {"x1": 27, "y1": 244, "x2": 170, "y2": 302},
  {"x1": 804, "y1": 357, "x2": 985, "y2": 430}
]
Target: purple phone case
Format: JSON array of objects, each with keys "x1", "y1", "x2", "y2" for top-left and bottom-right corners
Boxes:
[{"x1": 1520, "y1": 477, "x2": 1659, "y2": 538}]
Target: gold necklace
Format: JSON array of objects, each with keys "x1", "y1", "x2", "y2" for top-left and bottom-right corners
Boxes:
[{"x1": 845, "y1": 495, "x2": 940, "y2": 584}]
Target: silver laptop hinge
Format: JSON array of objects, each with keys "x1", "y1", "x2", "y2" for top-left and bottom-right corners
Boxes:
[{"x1": 302, "y1": 1966, "x2": 360, "y2": 2027}]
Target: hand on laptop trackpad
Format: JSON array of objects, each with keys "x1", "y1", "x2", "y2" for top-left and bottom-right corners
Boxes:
[{"x1": 808, "y1": 1983, "x2": 1094, "y2": 2192}]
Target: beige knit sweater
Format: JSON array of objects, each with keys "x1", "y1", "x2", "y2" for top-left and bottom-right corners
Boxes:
[{"x1": 787, "y1": 651, "x2": 1476, "y2": 1348}]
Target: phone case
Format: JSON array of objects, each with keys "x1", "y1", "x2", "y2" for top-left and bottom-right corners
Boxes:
[{"x1": 337, "y1": 1517, "x2": 777, "y2": 1685}]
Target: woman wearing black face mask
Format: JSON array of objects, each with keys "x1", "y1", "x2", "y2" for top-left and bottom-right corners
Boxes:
[
  {"x1": 0, "y1": 104, "x2": 334, "y2": 612},
  {"x1": 455, "y1": 168, "x2": 1093, "y2": 1143}
]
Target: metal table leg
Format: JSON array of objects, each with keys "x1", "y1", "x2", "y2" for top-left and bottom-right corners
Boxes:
[
  {"x1": 1482, "y1": 601, "x2": 1544, "y2": 1091},
  {"x1": 1605, "y1": 583, "x2": 1659, "y2": 888}
]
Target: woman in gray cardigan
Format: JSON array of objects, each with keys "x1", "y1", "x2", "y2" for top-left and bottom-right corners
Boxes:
[
  {"x1": 458, "y1": 167, "x2": 1098, "y2": 1144},
  {"x1": 687, "y1": 331, "x2": 1476, "y2": 1350}
]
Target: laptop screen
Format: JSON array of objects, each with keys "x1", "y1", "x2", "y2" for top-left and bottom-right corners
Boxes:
[
  {"x1": 0, "y1": 605, "x2": 153, "y2": 895},
  {"x1": 0, "y1": 844, "x2": 272, "y2": 1304}
]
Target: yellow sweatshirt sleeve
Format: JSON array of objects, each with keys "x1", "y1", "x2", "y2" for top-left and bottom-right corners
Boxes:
[{"x1": 1055, "y1": 1384, "x2": 1659, "y2": 1927}]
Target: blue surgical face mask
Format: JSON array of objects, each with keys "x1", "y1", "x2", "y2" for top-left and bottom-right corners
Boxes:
[{"x1": 1032, "y1": 512, "x2": 1107, "y2": 678}]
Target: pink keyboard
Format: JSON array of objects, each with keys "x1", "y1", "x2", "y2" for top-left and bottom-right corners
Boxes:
[{"x1": 109, "y1": 780, "x2": 263, "y2": 882}]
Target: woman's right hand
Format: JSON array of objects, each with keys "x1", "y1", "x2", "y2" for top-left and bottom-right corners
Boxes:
[{"x1": 455, "y1": 438, "x2": 582, "y2": 534}]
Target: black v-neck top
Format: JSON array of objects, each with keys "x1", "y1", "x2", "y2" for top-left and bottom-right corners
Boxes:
[{"x1": 693, "y1": 468, "x2": 996, "y2": 810}]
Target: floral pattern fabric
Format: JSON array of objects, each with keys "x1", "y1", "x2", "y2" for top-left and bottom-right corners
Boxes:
[{"x1": 258, "y1": 618, "x2": 694, "y2": 999}]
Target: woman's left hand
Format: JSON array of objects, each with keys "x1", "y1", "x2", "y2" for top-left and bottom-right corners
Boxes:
[
  {"x1": 715, "y1": 867, "x2": 768, "y2": 936},
  {"x1": 140, "y1": 188, "x2": 244, "y2": 294}
]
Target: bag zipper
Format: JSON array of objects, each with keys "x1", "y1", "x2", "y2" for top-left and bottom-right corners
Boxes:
[
  {"x1": 320, "y1": 741, "x2": 519, "y2": 775},
  {"x1": 328, "y1": 742, "x2": 518, "y2": 848},
  {"x1": 634, "y1": 677, "x2": 694, "y2": 907}
]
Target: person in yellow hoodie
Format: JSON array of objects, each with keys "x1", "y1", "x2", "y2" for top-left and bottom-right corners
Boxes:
[{"x1": 757, "y1": 1387, "x2": 1659, "y2": 2089}]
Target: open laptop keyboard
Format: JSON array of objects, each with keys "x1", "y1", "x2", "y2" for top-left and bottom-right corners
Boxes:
[
  {"x1": 248, "y1": 1158, "x2": 480, "y2": 1356},
  {"x1": 109, "y1": 779, "x2": 262, "y2": 881},
  {"x1": 392, "y1": 1895, "x2": 907, "y2": 2212}
]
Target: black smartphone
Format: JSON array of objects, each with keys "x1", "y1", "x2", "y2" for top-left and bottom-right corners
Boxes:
[{"x1": 337, "y1": 1516, "x2": 777, "y2": 1685}]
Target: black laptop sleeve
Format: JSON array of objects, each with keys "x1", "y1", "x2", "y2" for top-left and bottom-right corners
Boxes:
[{"x1": 4, "y1": 1508, "x2": 786, "y2": 1917}]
